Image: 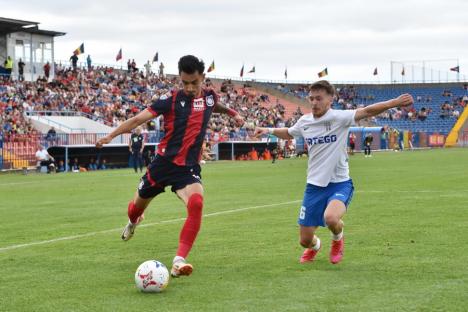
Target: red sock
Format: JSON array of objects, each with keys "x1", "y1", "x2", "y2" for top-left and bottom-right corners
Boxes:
[
  {"x1": 176, "y1": 193, "x2": 203, "y2": 258},
  {"x1": 128, "y1": 201, "x2": 144, "y2": 224}
]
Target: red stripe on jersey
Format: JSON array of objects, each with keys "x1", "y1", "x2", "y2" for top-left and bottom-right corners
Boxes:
[
  {"x1": 146, "y1": 170, "x2": 162, "y2": 188},
  {"x1": 157, "y1": 91, "x2": 177, "y2": 157},
  {"x1": 147, "y1": 106, "x2": 158, "y2": 117},
  {"x1": 173, "y1": 94, "x2": 205, "y2": 166},
  {"x1": 146, "y1": 170, "x2": 156, "y2": 186}
]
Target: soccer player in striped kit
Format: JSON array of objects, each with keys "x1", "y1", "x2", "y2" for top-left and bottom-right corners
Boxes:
[{"x1": 97, "y1": 55, "x2": 244, "y2": 277}]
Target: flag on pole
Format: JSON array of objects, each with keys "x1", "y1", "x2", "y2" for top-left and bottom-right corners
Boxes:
[
  {"x1": 73, "y1": 43, "x2": 84, "y2": 55},
  {"x1": 207, "y1": 61, "x2": 215, "y2": 72},
  {"x1": 401, "y1": 67, "x2": 405, "y2": 76},
  {"x1": 318, "y1": 68, "x2": 328, "y2": 78},
  {"x1": 284, "y1": 68, "x2": 288, "y2": 79},
  {"x1": 116, "y1": 48, "x2": 122, "y2": 61},
  {"x1": 152, "y1": 52, "x2": 159, "y2": 63},
  {"x1": 450, "y1": 66, "x2": 460, "y2": 72},
  {"x1": 373, "y1": 67, "x2": 378, "y2": 75},
  {"x1": 240, "y1": 65, "x2": 244, "y2": 77},
  {"x1": 248, "y1": 66, "x2": 255, "y2": 73}
]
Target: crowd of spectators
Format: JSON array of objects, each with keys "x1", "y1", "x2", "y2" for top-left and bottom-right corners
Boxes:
[
  {"x1": 1, "y1": 66, "x2": 302, "y2": 146},
  {"x1": 0, "y1": 64, "x2": 173, "y2": 140},
  {"x1": 439, "y1": 89, "x2": 465, "y2": 119},
  {"x1": 279, "y1": 84, "x2": 466, "y2": 124},
  {"x1": 206, "y1": 79, "x2": 303, "y2": 143}
]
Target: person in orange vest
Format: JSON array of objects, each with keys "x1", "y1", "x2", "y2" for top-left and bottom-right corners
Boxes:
[
  {"x1": 250, "y1": 147, "x2": 258, "y2": 160},
  {"x1": 263, "y1": 148, "x2": 271, "y2": 160}
]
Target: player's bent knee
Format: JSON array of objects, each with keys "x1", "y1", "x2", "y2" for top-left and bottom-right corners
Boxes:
[
  {"x1": 324, "y1": 214, "x2": 341, "y2": 227},
  {"x1": 187, "y1": 193, "x2": 203, "y2": 216}
]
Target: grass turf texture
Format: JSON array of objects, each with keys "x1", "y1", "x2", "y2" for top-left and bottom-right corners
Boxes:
[{"x1": 0, "y1": 148, "x2": 467, "y2": 312}]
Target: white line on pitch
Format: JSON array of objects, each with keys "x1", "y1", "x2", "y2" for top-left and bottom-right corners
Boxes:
[
  {"x1": 0, "y1": 173, "x2": 139, "y2": 187},
  {"x1": 0, "y1": 200, "x2": 301, "y2": 253}
]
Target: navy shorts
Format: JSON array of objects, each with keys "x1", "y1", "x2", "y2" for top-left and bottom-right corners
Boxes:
[
  {"x1": 138, "y1": 155, "x2": 202, "y2": 199},
  {"x1": 298, "y1": 179, "x2": 354, "y2": 227}
]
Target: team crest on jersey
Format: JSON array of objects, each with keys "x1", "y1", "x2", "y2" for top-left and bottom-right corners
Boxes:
[
  {"x1": 180, "y1": 101, "x2": 185, "y2": 107},
  {"x1": 193, "y1": 98, "x2": 205, "y2": 111},
  {"x1": 324, "y1": 121, "x2": 332, "y2": 131},
  {"x1": 206, "y1": 95, "x2": 215, "y2": 107}
]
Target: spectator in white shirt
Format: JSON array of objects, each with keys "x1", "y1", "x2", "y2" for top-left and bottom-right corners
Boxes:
[{"x1": 35, "y1": 144, "x2": 55, "y2": 173}]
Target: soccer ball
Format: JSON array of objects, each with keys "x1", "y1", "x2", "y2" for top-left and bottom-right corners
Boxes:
[{"x1": 134, "y1": 260, "x2": 169, "y2": 293}]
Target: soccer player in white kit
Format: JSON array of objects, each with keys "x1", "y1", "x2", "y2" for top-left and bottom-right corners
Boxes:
[{"x1": 255, "y1": 80, "x2": 413, "y2": 264}]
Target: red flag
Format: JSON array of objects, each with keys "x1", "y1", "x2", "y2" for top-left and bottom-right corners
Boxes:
[
  {"x1": 450, "y1": 66, "x2": 460, "y2": 72},
  {"x1": 116, "y1": 48, "x2": 122, "y2": 61},
  {"x1": 240, "y1": 65, "x2": 244, "y2": 77}
]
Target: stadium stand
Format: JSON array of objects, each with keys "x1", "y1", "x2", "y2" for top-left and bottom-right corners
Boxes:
[
  {"x1": 276, "y1": 83, "x2": 467, "y2": 134},
  {"x1": 0, "y1": 67, "x2": 301, "y2": 169},
  {"x1": 1, "y1": 62, "x2": 467, "y2": 170}
]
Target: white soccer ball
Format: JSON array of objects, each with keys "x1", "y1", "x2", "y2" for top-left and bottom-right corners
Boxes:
[{"x1": 134, "y1": 260, "x2": 169, "y2": 293}]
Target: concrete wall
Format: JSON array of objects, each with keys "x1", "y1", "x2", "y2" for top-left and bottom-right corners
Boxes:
[
  {"x1": 6, "y1": 31, "x2": 55, "y2": 81},
  {"x1": 0, "y1": 35, "x2": 6, "y2": 61},
  {"x1": 26, "y1": 115, "x2": 115, "y2": 133}
]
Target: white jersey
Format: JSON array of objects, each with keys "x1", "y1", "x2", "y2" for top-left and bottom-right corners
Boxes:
[{"x1": 288, "y1": 109, "x2": 356, "y2": 187}]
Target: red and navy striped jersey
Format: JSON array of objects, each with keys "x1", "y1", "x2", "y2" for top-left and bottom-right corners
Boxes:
[{"x1": 148, "y1": 89, "x2": 217, "y2": 166}]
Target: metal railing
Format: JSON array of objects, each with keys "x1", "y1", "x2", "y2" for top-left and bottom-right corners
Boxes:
[
  {"x1": 205, "y1": 74, "x2": 468, "y2": 86},
  {"x1": 78, "y1": 111, "x2": 115, "y2": 127},
  {"x1": 0, "y1": 129, "x2": 462, "y2": 171},
  {"x1": 25, "y1": 112, "x2": 87, "y2": 133},
  {"x1": 0, "y1": 132, "x2": 164, "y2": 170},
  {"x1": 24, "y1": 110, "x2": 115, "y2": 132}
]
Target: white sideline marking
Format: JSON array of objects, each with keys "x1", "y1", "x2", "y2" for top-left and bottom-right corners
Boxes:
[
  {"x1": 0, "y1": 178, "x2": 458, "y2": 192},
  {"x1": 0, "y1": 181, "x2": 42, "y2": 186},
  {"x1": 355, "y1": 190, "x2": 454, "y2": 193},
  {"x1": 0, "y1": 200, "x2": 301, "y2": 253},
  {"x1": 0, "y1": 173, "x2": 139, "y2": 187},
  {"x1": 1, "y1": 188, "x2": 463, "y2": 252}
]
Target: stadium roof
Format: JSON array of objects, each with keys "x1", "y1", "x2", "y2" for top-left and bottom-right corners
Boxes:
[{"x1": 0, "y1": 17, "x2": 65, "y2": 36}]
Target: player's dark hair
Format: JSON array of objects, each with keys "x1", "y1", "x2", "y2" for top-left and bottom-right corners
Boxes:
[
  {"x1": 178, "y1": 55, "x2": 205, "y2": 74},
  {"x1": 310, "y1": 80, "x2": 335, "y2": 96}
]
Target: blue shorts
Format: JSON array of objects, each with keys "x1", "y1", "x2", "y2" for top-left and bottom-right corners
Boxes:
[
  {"x1": 298, "y1": 179, "x2": 354, "y2": 227},
  {"x1": 138, "y1": 155, "x2": 202, "y2": 199}
]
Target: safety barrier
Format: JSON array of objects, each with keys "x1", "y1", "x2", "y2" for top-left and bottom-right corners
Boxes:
[{"x1": 0, "y1": 132, "x2": 163, "y2": 170}]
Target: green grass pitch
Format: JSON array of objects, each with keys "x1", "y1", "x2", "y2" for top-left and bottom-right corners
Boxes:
[{"x1": 0, "y1": 148, "x2": 467, "y2": 311}]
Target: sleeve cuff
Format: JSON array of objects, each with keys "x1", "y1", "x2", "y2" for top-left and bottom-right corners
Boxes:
[
  {"x1": 147, "y1": 107, "x2": 158, "y2": 117},
  {"x1": 350, "y1": 110, "x2": 357, "y2": 126},
  {"x1": 227, "y1": 108, "x2": 238, "y2": 117}
]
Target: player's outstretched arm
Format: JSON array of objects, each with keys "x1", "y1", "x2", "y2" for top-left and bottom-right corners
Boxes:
[
  {"x1": 213, "y1": 102, "x2": 244, "y2": 127},
  {"x1": 96, "y1": 109, "x2": 154, "y2": 148},
  {"x1": 355, "y1": 94, "x2": 414, "y2": 122},
  {"x1": 254, "y1": 127, "x2": 293, "y2": 140}
]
